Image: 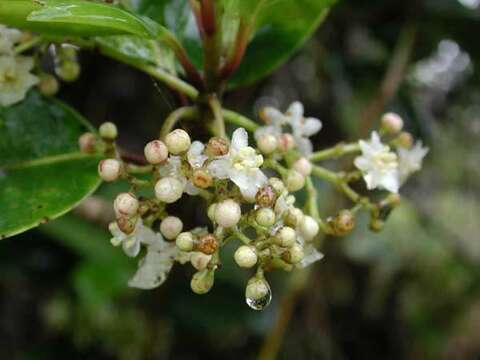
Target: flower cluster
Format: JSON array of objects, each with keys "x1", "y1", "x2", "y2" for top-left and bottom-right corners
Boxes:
[
  {"x1": 0, "y1": 25, "x2": 38, "y2": 106},
  {"x1": 84, "y1": 102, "x2": 427, "y2": 310}
]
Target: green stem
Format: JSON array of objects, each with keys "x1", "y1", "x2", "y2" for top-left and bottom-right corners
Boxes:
[
  {"x1": 234, "y1": 231, "x2": 252, "y2": 245},
  {"x1": 311, "y1": 165, "x2": 340, "y2": 184},
  {"x1": 309, "y1": 143, "x2": 360, "y2": 162},
  {"x1": 264, "y1": 159, "x2": 288, "y2": 177},
  {"x1": 14, "y1": 36, "x2": 42, "y2": 54},
  {"x1": 208, "y1": 95, "x2": 226, "y2": 138},
  {"x1": 159, "y1": 106, "x2": 198, "y2": 140},
  {"x1": 125, "y1": 164, "x2": 153, "y2": 174},
  {"x1": 305, "y1": 177, "x2": 330, "y2": 233},
  {"x1": 222, "y1": 109, "x2": 260, "y2": 132}
]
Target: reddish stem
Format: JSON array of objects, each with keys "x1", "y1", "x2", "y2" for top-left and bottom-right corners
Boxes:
[
  {"x1": 220, "y1": 20, "x2": 250, "y2": 80},
  {"x1": 200, "y1": 0, "x2": 217, "y2": 37}
]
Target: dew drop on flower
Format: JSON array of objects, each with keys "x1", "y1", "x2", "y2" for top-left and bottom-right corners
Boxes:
[{"x1": 245, "y1": 279, "x2": 272, "y2": 310}]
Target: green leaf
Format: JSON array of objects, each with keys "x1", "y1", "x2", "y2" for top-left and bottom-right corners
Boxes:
[
  {"x1": 0, "y1": 91, "x2": 101, "y2": 239},
  {"x1": 122, "y1": 0, "x2": 336, "y2": 87},
  {"x1": 0, "y1": 0, "x2": 159, "y2": 38}
]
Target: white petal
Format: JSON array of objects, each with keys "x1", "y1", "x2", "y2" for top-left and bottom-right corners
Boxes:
[
  {"x1": 302, "y1": 117, "x2": 322, "y2": 137},
  {"x1": 184, "y1": 180, "x2": 200, "y2": 195},
  {"x1": 298, "y1": 244, "x2": 324, "y2": 268},
  {"x1": 207, "y1": 158, "x2": 231, "y2": 179},
  {"x1": 230, "y1": 168, "x2": 267, "y2": 201},
  {"x1": 295, "y1": 137, "x2": 314, "y2": 156},
  {"x1": 286, "y1": 101, "x2": 304, "y2": 118},
  {"x1": 231, "y1": 128, "x2": 248, "y2": 152},
  {"x1": 122, "y1": 236, "x2": 141, "y2": 257},
  {"x1": 187, "y1": 141, "x2": 207, "y2": 168}
]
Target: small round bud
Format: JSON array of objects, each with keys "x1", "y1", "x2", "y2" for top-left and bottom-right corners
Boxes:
[
  {"x1": 381, "y1": 112, "x2": 404, "y2": 134},
  {"x1": 116, "y1": 215, "x2": 137, "y2": 235},
  {"x1": 197, "y1": 234, "x2": 218, "y2": 255},
  {"x1": 190, "y1": 252, "x2": 212, "y2": 271},
  {"x1": 268, "y1": 177, "x2": 285, "y2": 195},
  {"x1": 57, "y1": 60, "x2": 80, "y2": 82},
  {"x1": 245, "y1": 277, "x2": 270, "y2": 301},
  {"x1": 192, "y1": 169, "x2": 213, "y2": 189},
  {"x1": 155, "y1": 177, "x2": 184, "y2": 203},
  {"x1": 144, "y1": 140, "x2": 168, "y2": 164},
  {"x1": 160, "y1": 216, "x2": 183, "y2": 240},
  {"x1": 78, "y1": 132, "x2": 97, "y2": 154},
  {"x1": 99, "y1": 122, "x2": 118, "y2": 140},
  {"x1": 190, "y1": 269, "x2": 214, "y2": 294},
  {"x1": 395, "y1": 132, "x2": 414, "y2": 149},
  {"x1": 282, "y1": 243, "x2": 304, "y2": 264},
  {"x1": 165, "y1": 129, "x2": 191, "y2": 155},
  {"x1": 176, "y1": 232, "x2": 195, "y2": 252},
  {"x1": 284, "y1": 208, "x2": 304, "y2": 228},
  {"x1": 274, "y1": 226, "x2": 297, "y2": 248},
  {"x1": 286, "y1": 170, "x2": 305, "y2": 192},
  {"x1": 257, "y1": 134, "x2": 277, "y2": 155},
  {"x1": 278, "y1": 133, "x2": 295, "y2": 152},
  {"x1": 114, "y1": 192, "x2": 139, "y2": 217},
  {"x1": 330, "y1": 210, "x2": 355, "y2": 236},
  {"x1": 206, "y1": 136, "x2": 229, "y2": 156},
  {"x1": 234, "y1": 246, "x2": 258, "y2": 268},
  {"x1": 299, "y1": 215, "x2": 319, "y2": 241},
  {"x1": 369, "y1": 219, "x2": 384, "y2": 232},
  {"x1": 293, "y1": 157, "x2": 312, "y2": 176},
  {"x1": 255, "y1": 185, "x2": 277, "y2": 208},
  {"x1": 214, "y1": 199, "x2": 241, "y2": 228},
  {"x1": 256, "y1": 208, "x2": 276, "y2": 227},
  {"x1": 38, "y1": 73, "x2": 59, "y2": 96},
  {"x1": 207, "y1": 203, "x2": 217, "y2": 222},
  {"x1": 98, "y1": 158, "x2": 121, "y2": 182}
]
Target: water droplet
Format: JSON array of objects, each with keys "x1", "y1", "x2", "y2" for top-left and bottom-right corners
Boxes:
[{"x1": 245, "y1": 277, "x2": 272, "y2": 310}]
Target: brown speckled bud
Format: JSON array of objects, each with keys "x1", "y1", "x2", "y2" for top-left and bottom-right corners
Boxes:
[
  {"x1": 206, "y1": 137, "x2": 229, "y2": 156},
  {"x1": 329, "y1": 210, "x2": 355, "y2": 236},
  {"x1": 116, "y1": 216, "x2": 137, "y2": 235},
  {"x1": 196, "y1": 233, "x2": 218, "y2": 255},
  {"x1": 255, "y1": 185, "x2": 277, "y2": 208},
  {"x1": 192, "y1": 169, "x2": 213, "y2": 189}
]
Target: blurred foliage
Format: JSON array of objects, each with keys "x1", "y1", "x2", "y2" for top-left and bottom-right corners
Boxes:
[{"x1": 1, "y1": 0, "x2": 480, "y2": 359}]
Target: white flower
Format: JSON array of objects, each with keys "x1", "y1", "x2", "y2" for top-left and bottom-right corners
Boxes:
[
  {"x1": 208, "y1": 128, "x2": 267, "y2": 200},
  {"x1": 285, "y1": 102, "x2": 322, "y2": 156},
  {"x1": 0, "y1": 25, "x2": 21, "y2": 55},
  {"x1": 298, "y1": 242, "x2": 324, "y2": 268},
  {"x1": 128, "y1": 233, "x2": 178, "y2": 290},
  {"x1": 354, "y1": 131, "x2": 400, "y2": 193},
  {"x1": 160, "y1": 141, "x2": 208, "y2": 195},
  {"x1": 109, "y1": 219, "x2": 160, "y2": 258},
  {"x1": 0, "y1": 55, "x2": 39, "y2": 106},
  {"x1": 398, "y1": 141, "x2": 429, "y2": 183}
]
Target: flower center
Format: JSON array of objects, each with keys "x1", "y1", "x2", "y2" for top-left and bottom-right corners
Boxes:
[
  {"x1": 373, "y1": 151, "x2": 398, "y2": 170},
  {"x1": 232, "y1": 147, "x2": 263, "y2": 171}
]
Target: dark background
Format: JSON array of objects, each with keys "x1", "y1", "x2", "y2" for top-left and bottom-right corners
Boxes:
[{"x1": 2, "y1": 0, "x2": 480, "y2": 359}]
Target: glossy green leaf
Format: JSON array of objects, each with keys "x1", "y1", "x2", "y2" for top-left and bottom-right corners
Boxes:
[
  {"x1": 122, "y1": 0, "x2": 336, "y2": 87},
  {"x1": 0, "y1": 91, "x2": 101, "y2": 239},
  {"x1": 0, "y1": 0, "x2": 159, "y2": 38}
]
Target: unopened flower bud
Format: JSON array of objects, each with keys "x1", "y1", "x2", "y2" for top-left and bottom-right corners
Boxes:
[
  {"x1": 99, "y1": 122, "x2": 118, "y2": 140},
  {"x1": 144, "y1": 140, "x2": 168, "y2": 164},
  {"x1": 286, "y1": 170, "x2": 305, "y2": 192},
  {"x1": 98, "y1": 158, "x2": 121, "y2": 182},
  {"x1": 78, "y1": 132, "x2": 97, "y2": 154},
  {"x1": 155, "y1": 177, "x2": 184, "y2": 203},
  {"x1": 245, "y1": 277, "x2": 270, "y2": 302},
  {"x1": 257, "y1": 134, "x2": 277, "y2": 155},
  {"x1": 256, "y1": 208, "x2": 276, "y2": 227},
  {"x1": 255, "y1": 185, "x2": 277, "y2": 208},
  {"x1": 268, "y1": 177, "x2": 285, "y2": 194},
  {"x1": 395, "y1": 131, "x2": 414, "y2": 149},
  {"x1": 190, "y1": 252, "x2": 212, "y2": 270},
  {"x1": 38, "y1": 73, "x2": 59, "y2": 96},
  {"x1": 160, "y1": 216, "x2": 183, "y2": 240},
  {"x1": 197, "y1": 234, "x2": 218, "y2": 255},
  {"x1": 190, "y1": 269, "x2": 214, "y2": 294},
  {"x1": 284, "y1": 208, "x2": 304, "y2": 228},
  {"x1": 114, "y1": 192, "x2": 139, "y2": 217},
  {"x1": 206, "y1": 136, "x2": 229, "y2": 156},
  {"x1": 274, "y1": 226, "x2": 296, "y2": 248},
  {"x1": 214, "y1": 199, "x2": 241, "y2": 228},
  {"x1": 192, "y1": 169, "x2": 213, "y2": 189},
  {"x1": 293, "y1": 157, "x2": 312, "y2": 176},
  {"x1": 176, "y1": 232, "x2": 194, "y2": 252},
  {"x1": 165, "y1": 129, "x2": 191, "y2": 155},
  {"x1": 381, "y1": 112, "x2": 404, "y2": 134},
  {"x1": 282, "y1": 243, "x2": 304, "y2": 264},
  {"x1": 234, "y1": 246, "x2": 258, "y2": 268},
  {"x1": 369, "y1": 219, "x2": 384, "y2": 232},
  {"x1": 278, "y1": 133, "x2": 295, "y2": 152},
  {"x1": 116, "y1": 215, "x2": 137, "y2": 235},
  {"x1": 57, "y1": 60, "x2": 80, "y2": 82},
  {"x1": 329, "y1": 210, "x2": 355, "y2": 236},
  {"x1": 299, "y1": 215, "x2": 319, "y2": 241}
]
